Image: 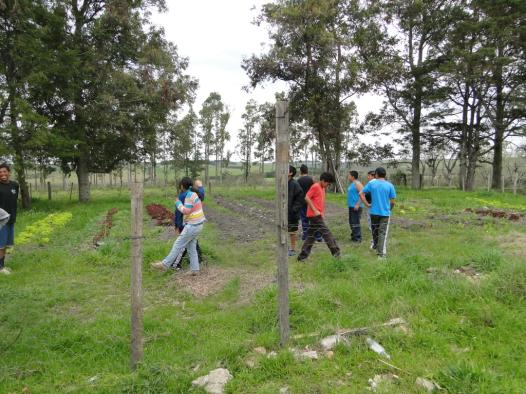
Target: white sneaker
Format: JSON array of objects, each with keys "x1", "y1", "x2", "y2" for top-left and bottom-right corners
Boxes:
[{"x1": 0, "y1": 267, "x2": 12, "y2": 275}]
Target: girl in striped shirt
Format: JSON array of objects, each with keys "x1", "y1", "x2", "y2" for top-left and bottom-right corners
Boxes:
[{"x1": 152, "y1": 177, "x2": 206, "y2": 275}]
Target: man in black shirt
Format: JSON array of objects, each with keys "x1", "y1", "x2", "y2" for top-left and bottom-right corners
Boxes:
[
  {"x1": 288, "y1": 165, "x2": 304, "y2": 256},
  {"x1": 297, "y1": 164, "x2": 322, "y2": 242},
  {"x1": 0, "y1": 163, "x2": 19, "y2": 275}
]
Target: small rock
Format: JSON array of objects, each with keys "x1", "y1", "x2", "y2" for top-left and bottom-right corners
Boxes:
[
  {"x1": 415, "y1": 377, "x2": 439, "y2": 392},
  {"x1": 325, "y1": 350, "x2": 334, "y2": 359},
  {"x1": 320, "y1": 334, "x2": 347, "y2": 350},
  {"x1": 244, "y1": 356, "x2": 257, "y2": 368},
  {"x1": 192, "y1": 368, "x2": 233, "y2": 394},
  {"x1": 300, "y1": 350, "x2": 319, "y2": 360},
  {"x1": 22, "y1": 388, "x2": 30, "y2": 394},
  {"x1": 253, "y1": 346, "x2": 267, "y2": 354},
  {"x1": 267, "y1": 351, "x2": 278, "y2": 358},
  {"x1": 87, "y1": 375, "x2": 98, "y2": 384},
  {"x1": 279, "y1": 387, "x2": 289, "y2": 394},
  {"x1": 368, "y1": 373, "x2": 399, "y2": 391}
]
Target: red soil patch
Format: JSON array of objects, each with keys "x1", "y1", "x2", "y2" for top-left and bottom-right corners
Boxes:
[
  {"x1": 93, "y1": 208, "x2": 118, "y2": 246},
  {"x1": 146, "y1": 203, "x2": 174, "y2": 226},
  {"x1": 465, "y1": 207, "x2": 523, "y2": 221}
]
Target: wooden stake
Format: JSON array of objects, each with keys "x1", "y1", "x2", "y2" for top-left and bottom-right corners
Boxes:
[
  {"x1": 275, "y1": 100, "x2": 290, "y2": 346},
  {"x1": 130, "y1": 182, "x2": 144, "y2": 370},
  {"x1": 47, "y1": 182, "x2": 52, "y2": 200}
]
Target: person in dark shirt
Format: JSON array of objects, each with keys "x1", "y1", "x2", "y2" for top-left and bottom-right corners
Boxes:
[
  {"x1": 297, "y1": 164, "x2": 322, "y2": 242},
  {"x1": 288, "y1": 165, "x2": 304, "y2": 256},
  {"x1": 0, "y1": 163, "x2": 19, "y2": 275}
]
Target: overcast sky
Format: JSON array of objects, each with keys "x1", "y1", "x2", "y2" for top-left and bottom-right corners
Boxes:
[{"x1": 152, "y1": 1, "x2": 382, "y2": 159}]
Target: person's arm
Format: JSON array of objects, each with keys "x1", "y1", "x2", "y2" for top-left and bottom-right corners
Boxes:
[
  {"x1": 359, "y1": 183, "x2": 371, "y2": 207},
  {"x1": 176, "y1": 192, "x2": 197, "y2": 215},
  {"x1": 305, "y1": 186, "x2": 321, "y2": 216},
  {"x1": 389, "y1": 185, "x2": 396, "y2": 211},
  {"x1": 292, "y1": 185, "x2": 304, "y2": 215},
  {"x1": 354, "y1": 181, "x2": 363, "y2": 211}
]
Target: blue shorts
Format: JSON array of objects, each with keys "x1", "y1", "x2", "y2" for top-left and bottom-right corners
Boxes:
[{"x1": 0, "y1": 223, "x2": 15, "y2": 248}]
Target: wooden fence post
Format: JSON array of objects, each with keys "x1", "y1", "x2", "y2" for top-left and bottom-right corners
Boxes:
[
  {"x1": 47, "y1": 182, "x2": 52, "y2": 200},
  {"x1": 130, "y1": 182, "x2": 144, "y2": 369},
  {"x1": 275, "y1": 100, "x2": 290, "y2": 346}
]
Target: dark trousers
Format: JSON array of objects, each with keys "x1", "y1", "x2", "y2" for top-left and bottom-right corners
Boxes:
[
  {"x1": 348, "y1": 207, "x2": 362, "y2": 242},
  {"x1": 298, "y1": 216, "x2": 340, "y2": 260},
  {"x1": 370, "y1": 215, "x2": 390, "y2": 257},
  {"x1": 300, "y1": 206, "x2": 322, "y2": 241}
]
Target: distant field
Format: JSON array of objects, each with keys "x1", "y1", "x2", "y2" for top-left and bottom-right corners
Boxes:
[{"x1": 1, "y1": 186, "x2": 525, "y2": 392}]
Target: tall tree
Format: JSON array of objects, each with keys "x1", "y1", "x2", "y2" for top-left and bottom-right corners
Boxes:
[
  {"x1": 0, "y1": 0, "x2": 51, "y2": 208},
  {"x1": 199, "y1": 92, "x2": 223, "y2": 185},
  {"x1": 215, "y1": 110, "x2": 230, "y2": 183},
  {"x1": 29, "y1": 0, "x2": 196, "y2": 202},
  {"x1": 474, "y1": 0, "x2": 526, "y2": 189},
  {"x1": 238, "y1": 99, "x2": 259, "y2": 183},
  {"x1": 357, "y1": 0, "x2": 457, "y2": 189},
  {"x1": 243, "y1": 0, "x2": 365, "y2": 192}
]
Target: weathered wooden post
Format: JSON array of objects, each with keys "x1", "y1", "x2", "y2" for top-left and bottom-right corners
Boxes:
[
  {"x1": 275, "y1": 100, "x2": 290, "y2": 346},
  {"x1": 47, "y1": 182, "x2": 52, "y2": 200},
  {"x1": 130, "y1": 182, "x2": 144, "y2": 369}
]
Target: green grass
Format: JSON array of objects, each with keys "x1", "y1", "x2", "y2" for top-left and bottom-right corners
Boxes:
[{"x1": 1, "y1": 186, "x2": 525, "y2": 393}]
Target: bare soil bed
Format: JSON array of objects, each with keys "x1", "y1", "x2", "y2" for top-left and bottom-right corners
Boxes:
[{"x1": 169, "y1": 265, "x2": 273, "y2": 302}]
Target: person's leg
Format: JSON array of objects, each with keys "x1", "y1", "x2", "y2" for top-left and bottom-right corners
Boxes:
[
  {"x1": 377, "y1": 216, "x2": 390, "y2": 257},
  {"x1": 0, "y1": 248, "x2": 5, "y2": 270},
  {"x1": 290, "y1": 232, "x2": 296, "y2": 251},
  {"x1": 298, "y1": 217, "x2": 317, "y2": 260},
  {"x1": 349, "y1": 208, "x2": 361, "y2": 242},
  {"x1": 196, "y1": 240, "x2": 203, "y2": 263},
  {"x1": 161, "y1": 226, "x2": 194, "y2": 268},
  {"x1": 370, "y1": 215, "x2": 380, "y2": 250},
  {"x1": 355, "y1": 207, "x2": 362, "y2": 242},
  {"x1": 186, "y1": 224, "x2": 203, "y2": 272},
  {"x1": 300, "y1": 206, "x2": 308, "y2": 241},
  {"x1": 318, "y1": 217, "x2": 340, "y2": 256}
]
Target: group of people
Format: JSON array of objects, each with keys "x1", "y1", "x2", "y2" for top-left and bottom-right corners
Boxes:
[
  {"x1": 0, "y1": 160, "x2": 396, "y2": 277},
  {"x1": 288, "y1": 164, "x2": 396, "y2": 261}
]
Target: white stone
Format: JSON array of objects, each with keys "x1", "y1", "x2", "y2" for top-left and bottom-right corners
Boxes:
[
  {"x1": 368, "y1": 374, "x2": 399, "y2": 391},
  {"x1": 279, "y1": 387, "x2": 289, "y2": 394},
  {"x1": 192, "y1": 368, "x2": 233, "y2": 394},
  {"x1": 253, "y1": 346, "x2": 267, "y2": 354},
  {"x1": 415, "y1": 377, "x2": 438, "y2": 392},
  {"x1": 320, "y1": 334, "x2": 347, "y2": 350}
]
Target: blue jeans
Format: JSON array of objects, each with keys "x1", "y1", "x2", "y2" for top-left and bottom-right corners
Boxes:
[
  {"x1": 162, "y1": 223, "x2": 203, "y2": 271},
  {"x1": 348, "y1": 207, "x2": 362, "y2": 242}
]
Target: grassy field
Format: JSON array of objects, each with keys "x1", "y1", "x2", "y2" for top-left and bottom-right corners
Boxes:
[{"x1": 1, "y1": 186, "x2": 525, "y2": 393}]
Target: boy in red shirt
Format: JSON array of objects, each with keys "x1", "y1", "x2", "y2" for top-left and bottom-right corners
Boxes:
[{"x1": 297, "y1": 172, "x2": 341, "y2": 261}]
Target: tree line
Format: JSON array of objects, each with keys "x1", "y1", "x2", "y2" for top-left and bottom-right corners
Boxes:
[
  {"x1": 2, "y1": 1, "x2": 525, "y2": 208},
  {"x1": 243, "y1": 0, "x2": 526, "y2": 192}
]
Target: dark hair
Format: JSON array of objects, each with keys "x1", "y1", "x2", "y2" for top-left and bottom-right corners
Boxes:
[
  {"x1": 367, "y1": 170, "x2": 376, "y2": 176},
  {"x1": 320, "y1": 172, "x2": 335, "y2": 183},
  {"x1": 375, "y1": 167, "x2": 387, "y2": 178},
  {"x1": 300, "y1": 164, "x2": 308, "y2": 174},
  {"x1": 289, "y1": 165, "x2": 297, "y2": 177},
  {"x1": 179, "y1": 177, "x2": 193, "y2": 191},
  {"x1": 350, "y1": 170, "x2": 358, "y2": 179},
  {"x1": 0, "y1": 163, "x2": 11, "y2": 172}
]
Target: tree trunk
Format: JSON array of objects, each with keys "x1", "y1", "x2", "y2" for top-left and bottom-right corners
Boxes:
[
  {"x1": 13, "y1": 151, "x2": 31, "y2": 209},
  {"x1": 411, "y1": 90, "x2": 422, "y2": 189},
  {"x1": 76, "y1": 150, "x2": 90, "y2": 202},
  {"x1": 491, "y1": 46, "x2": 504, "y2": 190}
]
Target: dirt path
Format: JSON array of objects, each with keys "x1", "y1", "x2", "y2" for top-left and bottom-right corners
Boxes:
[{"x1": 169, "y1": 265, "x2": 273, "y2": 302}]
